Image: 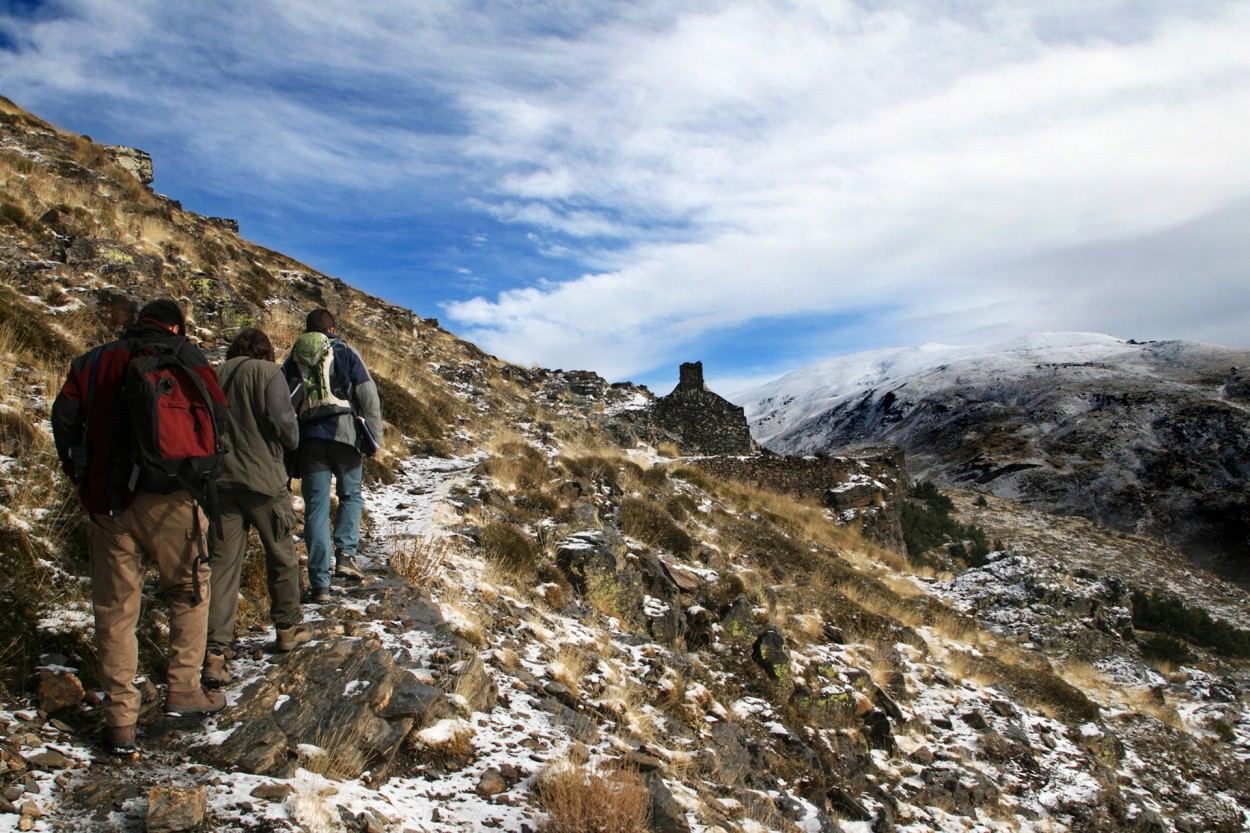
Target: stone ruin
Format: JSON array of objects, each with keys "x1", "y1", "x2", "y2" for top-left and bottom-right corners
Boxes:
[{"x1": 652, "y1": 361, "x2": 758, "y2": 456}]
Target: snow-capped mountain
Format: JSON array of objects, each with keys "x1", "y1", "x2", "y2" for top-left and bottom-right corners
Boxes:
[{"x1": 737, "y1": 332, "x2": 1250, "y2": 583}]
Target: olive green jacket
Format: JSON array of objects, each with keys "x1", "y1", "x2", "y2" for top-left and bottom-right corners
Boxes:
[{"x1": 217, "y1": 357, "x2": 298, "y2": 496}]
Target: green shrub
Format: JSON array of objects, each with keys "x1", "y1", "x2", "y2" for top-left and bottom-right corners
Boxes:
[
  {"x1": 619, "y1": 497, "x2": 692, "y2": 555},
  {"x1": 1140, "y1": 633, "x2": 1193, "y2": 665},
  {"x1": 900, "y1": 481, "x2": 990, "y2": 562},
  {"x1": 1131, "y1": 588, "x2": 1250, "y2": 659}
]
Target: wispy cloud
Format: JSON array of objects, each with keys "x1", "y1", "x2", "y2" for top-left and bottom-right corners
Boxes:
[{"x1": 3, "y1": 1, "x2": 1248, "y2": 385}]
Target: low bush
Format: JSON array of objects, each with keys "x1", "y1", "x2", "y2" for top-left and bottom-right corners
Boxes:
[
  {"x1": 901, "y1": 481, "x2": 991, "y2": 562},
  {"x1": 478, "y1": 521, "x2": 540, "y2": 575},
  {"x1": 1131, "y1": 588, "x2": 1250, "y2": 659},
  {"x1": 619, "y1": 497, "x2": 692, "y2": 555},
  {"x1": 1140, "y1": 633, "x2": 1193, "y2": 665},
  {"x1": 537, "y1": 763, "x2": 650, "y2": 833}
]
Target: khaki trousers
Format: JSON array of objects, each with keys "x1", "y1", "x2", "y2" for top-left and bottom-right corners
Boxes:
[
  {"x1": 206, "y1": 488, "x2": 302, "y2": 654},
  {"x1": 89, "y1": 491, "x2": 211, "y2": 728}
]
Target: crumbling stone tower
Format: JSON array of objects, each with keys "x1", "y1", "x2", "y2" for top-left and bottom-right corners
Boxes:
[{"x1": 652, "y1": 361, "x2": 758, "y2": 455}]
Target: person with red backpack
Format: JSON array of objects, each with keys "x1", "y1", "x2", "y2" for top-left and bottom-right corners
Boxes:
[
  {"x1": 51, "y1": 298, "x2": 227, "y2": 757},
  {"x1": 283, "y1": 308, "x2": 383, "y2": 602}
]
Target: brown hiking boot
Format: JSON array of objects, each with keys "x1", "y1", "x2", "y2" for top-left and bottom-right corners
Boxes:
[
  {"x1": 105, "y1": 724, "x2": 138, "y2": 758},
  {"x1": 334, "y1": 552, "x2": 364, "y2": 578},
  {"x1": 165, "y1": 686, "x2": 226, "y2": 716},
  {"x1": 276, "y1": 622, "x2": 312, "y2": 652},
  {"x1": 201, "y1": 650, "x2": 232, "y2": 688}
]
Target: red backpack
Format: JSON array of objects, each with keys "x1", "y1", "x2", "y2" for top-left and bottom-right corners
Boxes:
[{"x1": 121, "y1": 337, "x2": 228, "y2": 502}]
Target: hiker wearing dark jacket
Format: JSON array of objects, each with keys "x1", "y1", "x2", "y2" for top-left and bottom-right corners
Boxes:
[
  {"x1": 50, "y1": 299, "x2": 226, "y2": 757},
  {"x1": 282, "y1": 308, "x2": 383, "y2": 602},
  {"x1": 203, "y1": 329, "x2": 311, "y2": 688}
]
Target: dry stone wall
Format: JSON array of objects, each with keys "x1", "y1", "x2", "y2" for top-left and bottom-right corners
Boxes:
[{"x1": 691, "y1": 449, "x2": 908, "y2": 550}]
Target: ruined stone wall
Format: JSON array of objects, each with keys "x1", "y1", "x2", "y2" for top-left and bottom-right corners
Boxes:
[
  {"x1": 691, "y1": 449, "x2": 908, "y2": 551},
  {"x1": 652, "y1": 361, "x2": 757, "y2": 455}
]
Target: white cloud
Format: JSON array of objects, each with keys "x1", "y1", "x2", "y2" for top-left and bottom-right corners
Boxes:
[
  {"x1": 3, "y1": 0, "x2": 1249, "y2": 382},
  {"x1": 441, "y1": 1, "x2": 1250, "y2": 375}
]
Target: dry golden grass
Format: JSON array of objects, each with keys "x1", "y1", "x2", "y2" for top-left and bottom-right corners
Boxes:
[
  {"x1": 655, "y1": 441, "x2": 681, "y2": 458},
  {"x1": 294, "y1": 724, "x2": 372, "y2": 781},
  {"x1": 548, "y1": 643, "x2": 594, "y2": 697},
  {"x1": 600, "y1": 678, "x2": 662, "y2": 748},
  {"x1": 437, "y1": 582, "x2": 488, "y2": 647},
  {"x1": 536, "y1": 761, "x2": 650, "y2": 833},
  {"x1": 388, "y1": 535, "x2": 449, "y2": 587},
  {"x1": 451, "y1": 652, "x2": 495, "y2": 713}
]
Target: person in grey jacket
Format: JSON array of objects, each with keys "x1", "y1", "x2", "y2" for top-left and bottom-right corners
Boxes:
[{"x1": 203, "y1": 328, "x2": 311, "y2": 687}]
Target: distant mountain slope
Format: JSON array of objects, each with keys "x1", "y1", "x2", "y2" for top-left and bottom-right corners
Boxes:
[{"x1": 738, "y1": 333, "x2": 1250, "y2": 583}]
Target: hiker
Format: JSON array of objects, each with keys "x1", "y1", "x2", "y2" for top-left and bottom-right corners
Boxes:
[
  {"x1": 51, "y1": 298, "x2": 226, "y2": 757},
  {"x1": 203, "y1": 328, "x2": 312, "y2": 688},
  {"x1": 283, "y1": 308, "x2": 383, "y2": 603}
]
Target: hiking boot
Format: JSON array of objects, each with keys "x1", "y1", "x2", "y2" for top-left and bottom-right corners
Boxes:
[
  {"x1": 276, "y1": 622, "x2": 313, "y2": 652},
  {"x1": 308, "y1": 586, "x2": 331, "y2": 603},
  {"x1": 165, "y1": 686, "x2": 226, "y2": 716},
  {"x1": 201, "y1": 650, "x2": 232, "y2": 688},
  {"x1": 105, "y1": 724, "x2": 139, "y2": 758},
  {"x1": 334, "y1": 552, "x2": 364, "y2": 578}
]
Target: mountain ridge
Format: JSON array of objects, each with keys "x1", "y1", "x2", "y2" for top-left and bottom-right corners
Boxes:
[{"x1": 738, "y1": 332, "x2": 1250, "y2": 586}]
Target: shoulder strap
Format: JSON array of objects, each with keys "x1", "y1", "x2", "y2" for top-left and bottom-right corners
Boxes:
[{"x1": 217, "y1": 358, "x2": 249, "y2": 394}]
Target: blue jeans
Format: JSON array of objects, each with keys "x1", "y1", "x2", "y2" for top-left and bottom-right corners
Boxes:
[{"x1": 299, "y1": 439, "x2": 363, "y2": 591}]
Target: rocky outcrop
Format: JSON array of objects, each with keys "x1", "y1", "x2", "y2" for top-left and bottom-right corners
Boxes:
[{"x1": 102, "y1": 145, "x2": 153, "y2": 185}]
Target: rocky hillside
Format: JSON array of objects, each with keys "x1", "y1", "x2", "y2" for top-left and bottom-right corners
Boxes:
[
  {"x1": 3, "y1": 98, "x2": 1250, "y2": 833},
  {"x1": 738, "y1": 333, "x2": 1250, "y2": 587}
]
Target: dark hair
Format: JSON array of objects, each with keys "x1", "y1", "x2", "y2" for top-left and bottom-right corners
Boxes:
[
  {"x1": 136, "y1": 298, "x2": 186, "y2": 335},
  {"x1": 226, "y1": 328, "x2": 275, "y2": 362},
  {"x1": 306, "y1": 308, "x2": 336, "y2": 334}
]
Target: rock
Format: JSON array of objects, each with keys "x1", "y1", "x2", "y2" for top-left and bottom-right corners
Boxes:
[
  {"x1": 908, "y1": 746, "x2": 934, "y2": 766},
  {"x1": 24, "y1": 750, "x2": 72, "y2": 770},
  {"x1": 961, "y1": 710, "x2": 989, "y2": 731},
  {"x1": 476, "y1": 768, "x2": 508, "y2": 797},
  {"x1": 863, "y1": 708, "x2": 895, "y2": 752},
  {"x1": 356, "y1": 808, "x2": 390, "y2": 833},
  {"x1": 989, "y1": 700, "x2": 1015, "y2": 717},
  {"x1": 543, "y1": 681, "x2": 579, "y2": 708},
  {"x1": 618, "y1": 749, "x2": 664, "y2": 773},
  {"x1": 659, "y1": 557, "x2": 704, "y2": 593},
  {"x1": 146, "y1": 786, "x2": 207, "y2": 833},
  {"x1": 827, "y1": 785, "x2": 872, "y2": 821},
  {"x1": 752, "y1": 629, "x2": 788, "y2": 679},
  {"x1": 197, "y1": 634, "x2": 423, "y2": 779},
  {"x1": 644, "y1": 771, "x2": 691, "y2": 833},
  {"x1": 377, "y1": 677, "x2": 450, "y2": 723},
  {"x1": 249, "y1": 783, "x2": 294, "y2": 802},
  {"x1": 555, "y1": 530, "x2": 619, "y2": 594},
  {"x1": 33, "y1": 669, "x2": 84, "y2": 714}
]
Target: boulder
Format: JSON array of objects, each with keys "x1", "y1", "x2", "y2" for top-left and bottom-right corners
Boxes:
[
  {"x1": 146, "y1": 786, "x2": 207, "y2": 833},
  {"x1": 196, "y1": 634, "x2": 428, "y2": 779}
]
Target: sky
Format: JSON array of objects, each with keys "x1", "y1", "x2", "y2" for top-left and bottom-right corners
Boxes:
[{"x1": 2, "y1": 1, "x2": 1249, "y2": 395}]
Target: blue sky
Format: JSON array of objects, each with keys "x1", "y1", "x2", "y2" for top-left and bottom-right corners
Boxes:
[{"x1": 2, "y1": 1, "x2": 1249, "y2": 395}]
